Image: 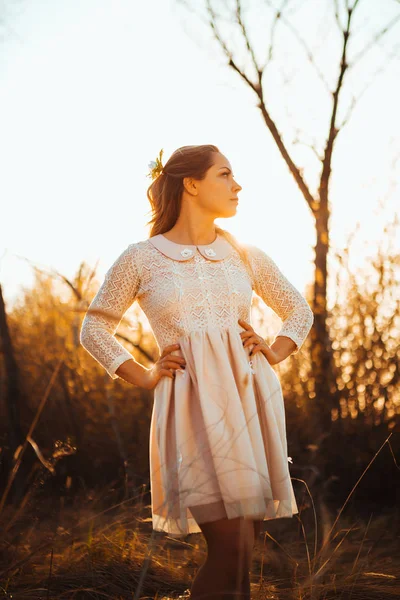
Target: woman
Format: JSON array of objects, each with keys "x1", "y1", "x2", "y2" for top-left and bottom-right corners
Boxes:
[{"x1": 80, "y1": 144, "x2": 314, "y2": 598}]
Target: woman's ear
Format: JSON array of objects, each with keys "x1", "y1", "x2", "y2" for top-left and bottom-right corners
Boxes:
[{"x1": 182, "y1": 176, "x2": 198, "y2": 196}]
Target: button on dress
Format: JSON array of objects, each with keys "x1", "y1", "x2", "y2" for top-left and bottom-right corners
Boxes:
[{"x1": 80, "y1": 232, "x2": 314, "y2": 537}]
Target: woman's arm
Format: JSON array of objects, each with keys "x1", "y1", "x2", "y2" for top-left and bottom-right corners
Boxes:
[
  {"x1": 80, "y1": 243, "x2": 142, "y2": 379},
  {"x1": 247, "y1": 244, "x2": 314, "y2": 354},
  {"x1": 270, "y1": 335, "x2": 298, "y2": 362}
]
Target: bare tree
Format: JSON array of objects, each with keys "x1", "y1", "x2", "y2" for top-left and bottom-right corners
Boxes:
[{"x1": 176, "y1": 0, "x2": 400, "y2": 433}]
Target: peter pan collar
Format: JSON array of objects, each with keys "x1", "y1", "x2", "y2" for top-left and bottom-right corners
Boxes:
[{"x1": 148, "y1": 233, "x2": 233, "y2": 261}]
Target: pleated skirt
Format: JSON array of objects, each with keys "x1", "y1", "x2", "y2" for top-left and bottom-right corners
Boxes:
[{"x1": 149, "y1": 324, "x2": 298, "y2": 537}]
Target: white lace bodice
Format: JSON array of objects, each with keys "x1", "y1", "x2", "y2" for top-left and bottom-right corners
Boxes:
[{"x1": 80, "y1": 234, "x2": 314, "y2": 379}]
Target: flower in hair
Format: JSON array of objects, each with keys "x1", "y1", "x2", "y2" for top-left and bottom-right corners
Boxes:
[{"x1": 147, "y1": 148, "x2": 165, "y2": 180}]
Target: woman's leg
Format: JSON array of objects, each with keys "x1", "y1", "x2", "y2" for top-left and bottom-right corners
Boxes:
[
  {"x1": 238, "y1": 519, "x2": 263, "y2": 596},
  {"x1": 189, "y1": 514, "x2": 257, "y2": 600}
]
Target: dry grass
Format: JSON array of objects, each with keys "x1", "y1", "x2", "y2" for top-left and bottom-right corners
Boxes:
[
  {"x1": 1, "y1": 367, "x2": 399, "y2": 598},
  {"x1": 0, "y1": 483, "x2": 399, "y2": 600}
]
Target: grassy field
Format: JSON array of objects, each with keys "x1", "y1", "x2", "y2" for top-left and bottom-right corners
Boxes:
[{"x1": 1, "y1": 482, "x2": 399, "y2": 600}]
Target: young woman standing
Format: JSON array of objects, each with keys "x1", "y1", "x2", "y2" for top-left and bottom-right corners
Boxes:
[{"x1": 80, "y1": 144, "x2": 314, "y2": 599}]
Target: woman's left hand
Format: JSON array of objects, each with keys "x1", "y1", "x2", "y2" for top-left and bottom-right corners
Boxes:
[{"x1": 238, "y1": 318, "x2": 280, "y2": 366}]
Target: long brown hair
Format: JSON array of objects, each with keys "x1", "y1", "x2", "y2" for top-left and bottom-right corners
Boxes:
[{"x1": 146, "y1": 144, "x2": 254, "y2": 279}]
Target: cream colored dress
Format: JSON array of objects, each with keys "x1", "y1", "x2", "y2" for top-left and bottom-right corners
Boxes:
[{"x1": 80, "y1": 232, "x2": 314, "y2": 537}]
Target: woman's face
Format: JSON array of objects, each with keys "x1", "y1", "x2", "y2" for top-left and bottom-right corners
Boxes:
[{"x1": 184, "y1": 153, "x2": 242, "y2": 218}]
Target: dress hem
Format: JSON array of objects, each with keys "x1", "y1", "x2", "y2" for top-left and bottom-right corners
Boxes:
[{"x1": 152, "y1": 490, "x2": 299, "y2": 537}]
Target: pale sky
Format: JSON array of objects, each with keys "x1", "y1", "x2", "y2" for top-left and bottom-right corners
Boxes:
[{"x1": 1, "y1": 0, "x2": 399, "y2": 310}]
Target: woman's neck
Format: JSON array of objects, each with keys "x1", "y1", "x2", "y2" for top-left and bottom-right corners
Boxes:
[{"x1": 162, "y1": 224, "x2": 218, "y2": 246}]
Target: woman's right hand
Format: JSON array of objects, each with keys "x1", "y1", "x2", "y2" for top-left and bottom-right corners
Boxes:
[{"x1": 141, "y1": 343, "x2": 186, "y2": 390}]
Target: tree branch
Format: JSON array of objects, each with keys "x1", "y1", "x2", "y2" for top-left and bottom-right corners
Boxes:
[
  {"x1": 338, "y1": 40, "x2": 400, "y2": 130},
  {"x1": 257, "y1": 99, "x2": 317, "y2": 213},
  {"x1": 235, "y1": 0, "x2": 262, "y2": 83},
  {"x1": 333, "y1": 0, "x2": 343, "y2": 30},
  {"x1": 320, "y1": 0, "x2": 361, "y2": 195},
  {"x1": 266, "y1": 1, "x2": 331, "y2": 94},
  {"x1": 293, "y1": 135, "x2": 324, "y2": 163},
  {"x1": 262, "y1": 0, "x2": 290, "y2": 69},
  {"x1": 205, "y1": 0, "x2": 261, "y2": 94},
  {"x1": 211, "y1": 0, "x2": 317, "y2": 213},
  {"x1": 349, "y1": 11, "x2": 400, "y2": 69}
]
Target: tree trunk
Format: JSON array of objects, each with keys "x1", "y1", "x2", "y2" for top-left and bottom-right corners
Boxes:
[
  {"x1": 311, "y1": 189, "x2": 337, "y2": 434},
  {"x1": 0, "y1": 284, "x2": 30, "y2": 503}
]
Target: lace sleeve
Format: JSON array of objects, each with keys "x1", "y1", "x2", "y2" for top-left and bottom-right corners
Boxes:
[
  {"x1": 80, "y1": 243, "x2": 141, "y2": 379},
  {"x1": 247, "y1": 245, "x2": 314, "y2": 354}
]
